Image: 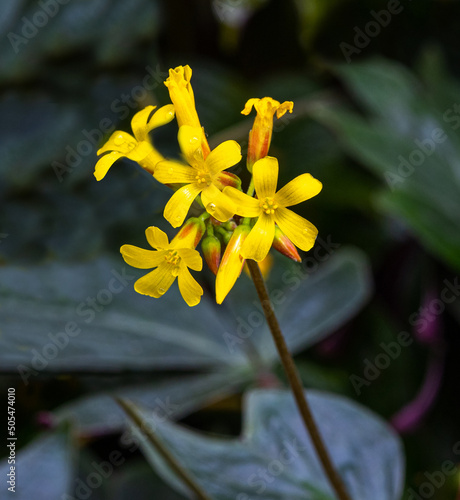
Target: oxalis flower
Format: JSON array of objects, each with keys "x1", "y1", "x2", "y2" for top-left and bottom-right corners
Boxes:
[
  {"x1": 223, "y1": 156, "x2": 322, "y2": 262},
  {"x1": 94, "y1": 104, "x2": 175, "y2": 181},
  {"x1": 120, "y1": 224, "x2": 203, "y2": 307},
  {"x1": 154, "y1": 125, "x2": 242, "y2": 228}
]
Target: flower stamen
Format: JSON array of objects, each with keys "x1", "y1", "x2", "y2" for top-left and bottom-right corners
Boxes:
[
  {"x1": 195, "y1": 171, "x2": 211, "y2": 186},
  {"x1": 260, "y1": 197, "x2": 278, "y2": 215},
  {"x1": 165, "y1": 250, "x2": 181, "y2": 266}
]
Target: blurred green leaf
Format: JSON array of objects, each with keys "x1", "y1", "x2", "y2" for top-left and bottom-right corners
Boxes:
[
  {"x1": 53, "y1": 371, "x2": 249, "y2": 435},
  {"x1": 0, "y1": 427, "x2": 74, "y2": 500},
  {"x1": 224, "y1": 247, "x2": 372, "y2": 363},
  {"x1": 274, "y1": 247, "x2": 372, "y2": 361},
  {"x1": 0, "y1": 0, "x2": 161, "y2": 83},
  {"x1": 0, "y1": 247, "x2": 371, "y2": 373},
  {"x1": 0, "y1": 256, "x2": 249, "y2": 372},
  {"x1": 311, "y1": 58, "x2": 460, "y2": 271},
  {"x1": 107, "y1": 460, "x2": 185, "y2": 500},
  {"x1": 125, "y1": 389, "x2": 404, "y2": 500}
]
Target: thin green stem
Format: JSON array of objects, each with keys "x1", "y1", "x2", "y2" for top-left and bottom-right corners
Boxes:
[
  {"x1": 116, "y1": 397, "x2": 212, "y2": 500},
  {"x1": 246, "y1": 259, "x2": 352, "y2": 500},
  {"x1": 246, "y1": 176, "x2": 255, "y2": 197}
]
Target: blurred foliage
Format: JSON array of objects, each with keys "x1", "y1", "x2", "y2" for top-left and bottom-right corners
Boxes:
[
  {"x1": 126, "y1": 390, "x2": 403, "y2": 499},
  {"x1": 1, "y1": 0, "x2": 460, "y2": 499}
]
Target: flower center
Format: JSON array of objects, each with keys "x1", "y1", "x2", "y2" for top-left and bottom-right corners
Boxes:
[
  {"x1": 164, "y1": 250, "x2": 180, "y2": 266},
  {"x1": 195, "y1": 170, "x2": 212, "y2": 187},
  {"x1": 260, "y1": 197, "x2": 278, "y2": 215}
]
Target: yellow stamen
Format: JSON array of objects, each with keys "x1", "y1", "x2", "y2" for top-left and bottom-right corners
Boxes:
[
  {"x1": 260, "y1": 197, "x2": 278, "y2": 215},
  {"x1": 164, "y1": 250, "x2": 181, "y2": 266}
]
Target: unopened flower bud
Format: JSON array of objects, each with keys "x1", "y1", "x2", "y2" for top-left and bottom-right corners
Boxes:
[
  {"x1": 272, "y1": 226, "x2": 301, "y2": 262},
  {"x1": 202, "y1": 234, "x2": 221, "y2": 275},
  {"x1": 214, "y1": 171, "x2": 242, "y2": 190},
  {"x1": 173, "y1": 217, "x2": 206, "y2": 249},
  {"x1": 215, "y1": 224, "x2": 251, "y2": 304}
]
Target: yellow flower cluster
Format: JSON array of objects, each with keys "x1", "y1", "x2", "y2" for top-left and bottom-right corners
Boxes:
[{"x1": 95, "y1": 66, "x2": 322, "y2": 306}]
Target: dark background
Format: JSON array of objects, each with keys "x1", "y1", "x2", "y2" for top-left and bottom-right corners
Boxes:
[{"x1": 1, "y1": 0, "x2": 459, "y2": 498}]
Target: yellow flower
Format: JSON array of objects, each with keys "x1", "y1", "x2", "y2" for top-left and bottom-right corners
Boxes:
[
  {"x1": 154, "y1": 125, "x2": 242, "y2": 228},
  {"x1": 242, "y1": 97, "x2": 293, "y2": 171},
  {"x1": 164, "y1": 65, "x2": 210, "y2": 158},
  {"x1": 215, "y1": 224, "x2": 251, "y2": 304},
  {"x1": 223, "y1": 156, "x2": 322, "y2": 262},
  {"x1": 120, "y1": 225, "x2": 203, "y2": 307},
  {"x1": 94, "y1": 105, "x2": 175, "y2": 181}
]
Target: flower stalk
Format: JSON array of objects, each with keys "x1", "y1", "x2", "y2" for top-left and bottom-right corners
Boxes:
[
  {"x1": 246, "y1": 259, "x2": 352, "y2": 500},
  {"x1": 117, "y1": 397, "x2": 212, "y2": 500}
]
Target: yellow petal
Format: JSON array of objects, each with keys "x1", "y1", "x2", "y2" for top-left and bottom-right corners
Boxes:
[
  {"x1": 139, "y1": 149, "x2": 165, "y2": 174},
  {"x1": 178, "y1": 265, "x2": 203, "y2": 307},
  {"x1": 177, "y1": 248, "x2": 203, "y2": 271},
  {"x1": 202, "y1": 186, "x2": 236, "y2": 222},
  {"x1": 275, "y1": 101, "x2": 294, "y2": 119},
  {"x1": 241, "y1": 214, "x2": 275, "y2": 262},
  {"x1": 164, "y1": 183, "x2": 202, "y2": 228},
  {"x1": 241, "y1": 98, "x2": 259, "y2": 116},
  {"x1": 120, "y1": 245, "x2": 165, "y2": 269},
  {"x1": 178, "y1": 125, "x2": 204, "y2": 167},
  {"x1": 148, "y1": 104, "x2": 175, "y2": 130},
  {"x1": 134, "y1": 262, "x2": 176, "y2": 298},
  {"x1": 131, "y1": 105, "x2": 157, "y2": 142},
  {"x1": 94, "y1": 152, "x2": 124, "y2": 181},
  {"x1": 145, "y1": 227, "x2": 169, "y2": 250},
  {"x1": 215, "y1": 225, "x2": 250, "y2": 304},
  {"x1": 154, "y1": 160, "x2": 196, "y2": 184},
  {"x1": 164, "y1": 66, "x2": 200, "y2": 129},
  {"x1": 253, "y1": 156, "x2": 278, "y2": 198},
  {"x1": 223, "y1": 187, "x2": 261, "y2": 218},
  {"x1": 125, "y1": 141, "x2": 154, "y2": 162},
  {"x1": 275, "y1": 173, "x2": 322, "y2": 208},
  {"x1": 274, "y1": 206, "x2": 318, "y2": 252},
  {"x1": 97, "y1": 131, "x2": 137, "y2": 155},
  {"x1": 205, "y1": 140, "x2": 241, "y2": 176}
]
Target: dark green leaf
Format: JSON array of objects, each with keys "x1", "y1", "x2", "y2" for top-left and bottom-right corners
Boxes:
[{"x1": 127, "y1": 389, "x2": 404, "y2": 500}]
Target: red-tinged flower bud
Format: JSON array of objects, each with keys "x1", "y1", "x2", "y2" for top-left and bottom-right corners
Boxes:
[
  {"x1": 215, "y1": 224, "x2": 251, "y2": 304},
  {"x1": 272, "y1": 226, "x2": 301, "y2": 262},
  {"x1": 215, "y1": 171, "x2": 242, "y2": 190},
  {"x1": 201, "y1": 234, "x2": 221, "y2": 275},
  {"x1": 242, "y1": 97, "x2": 293, "y2": 172},
  {"x1": 223, "y1": 220, "x2": 237, "y2": 231},
  {"x1": 172, "y1": 217, "x2": 206, "y2": 249}
]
